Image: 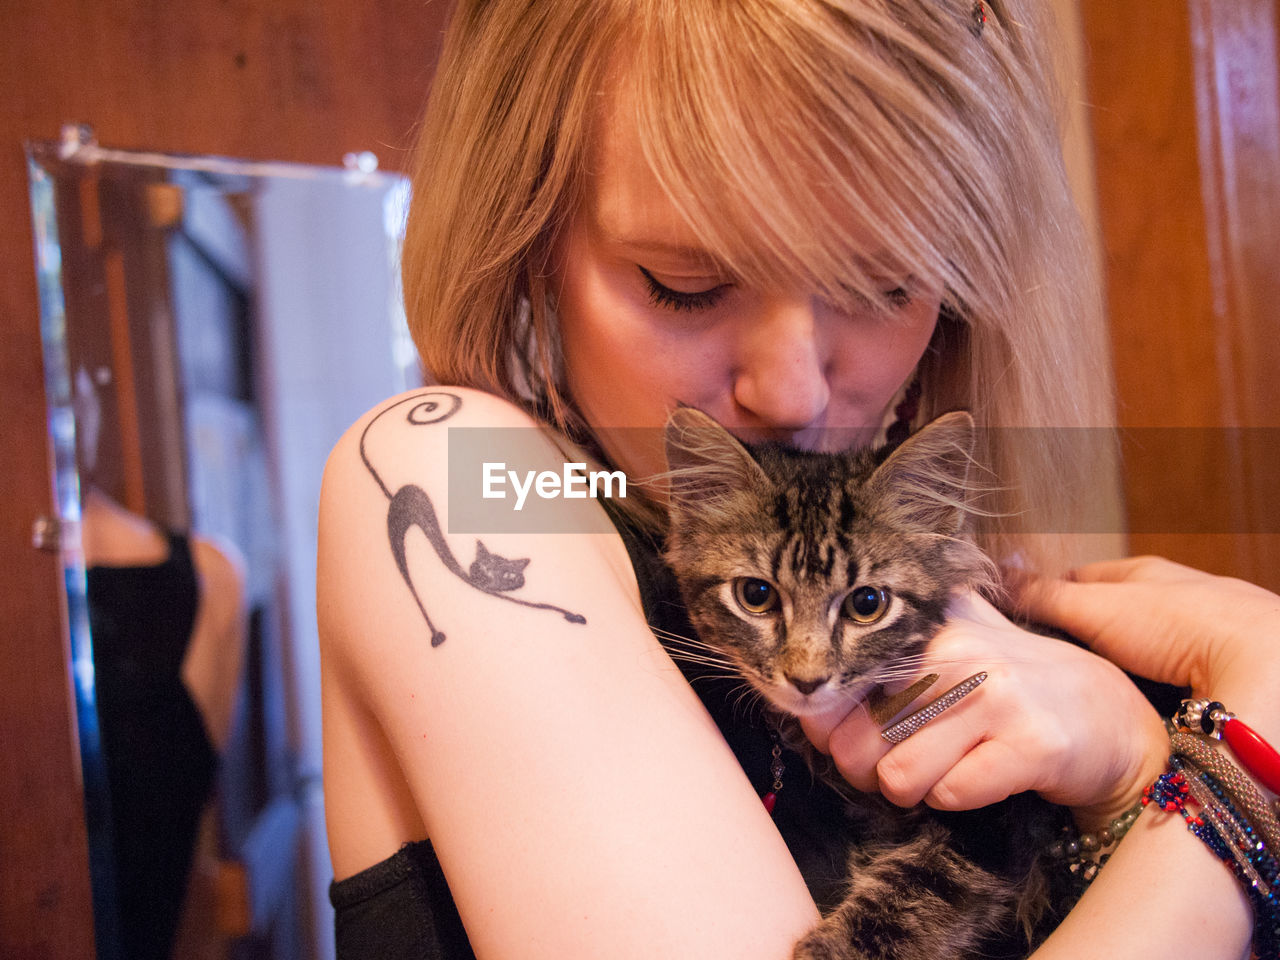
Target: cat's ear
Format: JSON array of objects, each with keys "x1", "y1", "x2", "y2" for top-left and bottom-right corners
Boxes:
[
  {"x1": 867, "y1": 411, "x2": 977, "y2": 534},
  {"x1": 663, "y1": 406, "x2": 771, "y2": 507}
]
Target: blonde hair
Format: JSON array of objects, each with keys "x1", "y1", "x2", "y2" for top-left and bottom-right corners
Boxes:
[{"x1": 403, "y1": 0, "x2": 1115, "y2": 573}]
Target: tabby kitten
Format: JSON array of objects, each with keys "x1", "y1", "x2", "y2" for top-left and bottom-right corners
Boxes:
[{"x1": 662, "y1": 407, "x2": 1060, "y2": 960}]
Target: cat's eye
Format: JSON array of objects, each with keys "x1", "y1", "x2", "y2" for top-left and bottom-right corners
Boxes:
[
  {"x1": 842, "y1": 586, "x2": 890, "y2": 624},
  {"x1": 734, "y1": 578, "x2": 779, "y2": 615}
]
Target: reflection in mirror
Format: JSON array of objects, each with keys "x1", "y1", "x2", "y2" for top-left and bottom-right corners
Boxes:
[{"x1": 28, "y1": 132, "x2": 418, "y2": 960}]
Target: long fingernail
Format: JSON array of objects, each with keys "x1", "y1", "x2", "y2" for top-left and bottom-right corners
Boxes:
[{"x1": 880, "y1": 672, "x2": 988, "y2": 744}]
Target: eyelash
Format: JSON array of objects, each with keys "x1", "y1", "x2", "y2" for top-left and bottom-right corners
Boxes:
[
  {"x1": 839, "y1": 281, "x2": 915, "y2": 311},
  {"x1": 638, "y1": 266, "x2": 914, "y2": 313},
  {"x1": 638, "y1": 266, "x2": 730, "y2": 312},
  {"x1": 883, "y1": 287, "x2": 913, "y2": 308}
]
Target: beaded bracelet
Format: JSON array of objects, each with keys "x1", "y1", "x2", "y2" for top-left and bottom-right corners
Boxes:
[
  {"x1": 1146, "y1": 760, "x2": 1280, "y2": 958},
  {"x1": 1189, "y1": 765, "x2": 1280, "y2": 958},
  {"x1": 1171, "y1": 730, "x2": 1280, "y2": 853},
  {"x1": 1045, "y1": 798, "x2": 1144, "y2": 895}
]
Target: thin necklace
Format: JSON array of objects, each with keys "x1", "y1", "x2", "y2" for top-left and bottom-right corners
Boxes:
[{"x1": 762, "y1": 727, "x2": 786, "y2": 814}]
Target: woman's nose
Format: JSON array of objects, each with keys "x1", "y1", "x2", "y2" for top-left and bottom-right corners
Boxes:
[{"x1": 731, "y1": 296, "x2": 831, "y2": 432}]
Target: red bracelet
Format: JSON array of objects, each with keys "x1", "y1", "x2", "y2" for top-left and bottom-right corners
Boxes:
[{"x1": 1174, "y1": 698, "x2": 1280, "y2": 795}]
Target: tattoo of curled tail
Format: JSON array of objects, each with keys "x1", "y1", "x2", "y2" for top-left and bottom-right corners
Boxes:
[{"x1": 359, "y1": 391, "x2": 587, "y2": 647}]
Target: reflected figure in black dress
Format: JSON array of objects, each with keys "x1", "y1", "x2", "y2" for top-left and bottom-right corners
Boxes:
[
  {"x1": 84, "y1": 486, "x2": 247, "y2": 960},
  {"x1": 89, "y1": 525, "x2": 215, "y2": 959},
  {"x1": 76, "y1": 356, "x2": 248, "y2": 959}
]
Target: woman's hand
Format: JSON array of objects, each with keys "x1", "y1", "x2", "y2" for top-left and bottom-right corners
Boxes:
[
  {"x1": 798, "y1": 589, "x2": 1169, "y2": 830},
  {"x1": 1014, "y1": 555, "x2": 1280, "y2": 802},
  {"x1": 1015, "y1": 557, "x2": 1280, "y2": 960},
  {"x1": 1014, "y1": 555, "x2": 1280, "y2": 713}
]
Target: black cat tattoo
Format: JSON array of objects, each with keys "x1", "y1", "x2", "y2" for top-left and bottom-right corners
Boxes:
[
  {"x1": 663, "y1": 406, "x2": 1064, "y2": 960},
  {"x1": 360, "y1": 391, "x2": 586, "y2": 646}
]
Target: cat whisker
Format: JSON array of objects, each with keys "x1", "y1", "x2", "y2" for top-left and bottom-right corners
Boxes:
[
  {"x1": 664, "y1": 649, "x2": 740, "y2": 673},
  {"x1": 662, "y1": 647, "x2": 733, "y2": 664},
  {"x1": 651, "y1": 629, "x2": 735, "y2": 657},
  {"x1": 649, "y1": 625, "x2": 727, "y2": 653},
  {"x1": 867, "y1": 653, "x2": 1020, "y2": 685},
  {"x1": 650, "y1": 629, "x2": 741, "y2": 672},
  {"x1": 729, "y1": 682, "x2": 768, "y2": 723}
]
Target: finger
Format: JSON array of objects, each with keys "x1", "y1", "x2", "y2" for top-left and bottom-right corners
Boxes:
[
  {"x1": 1065, "y1": 555, "x2": 1193, "y2": 585},
  {"x1": 879, "y1": 671, "x2": 989, "y2": 744},
  {"x1": 801, "y1": 671, "x2": 942, "y2": 758},
  {"x1": 1009, "y1": 575, "x2": 1123, "y2": 642},
  {"x1": 866, "y1": 673, "x2": 941, "y2": 726},
  {"x1": 875, "y1": 698, "x2": 987, "y2": 808},
  {"x1": 798, "y1": 699, "x2": 862, "y2": 756},
  {"x1": 825, "y1": 702, "x2": 891, "y2": 794},
  {"x1": 923, "y1": 738, "x2": 1029, "y2": 810}
]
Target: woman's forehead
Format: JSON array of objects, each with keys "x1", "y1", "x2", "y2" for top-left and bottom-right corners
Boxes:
[
  {"x1": 587, "y1": 92, "x2": 709, "y2": 257},
  {"x1": 584, "y1": 84, "x2": 904, "y2": 281},
  {"x1": 586, "y1": 106, "x2": 916, "y2": 289}
]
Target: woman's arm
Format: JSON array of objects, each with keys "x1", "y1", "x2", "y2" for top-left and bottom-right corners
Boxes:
[
  {"x1": 1029, "y1": 806, "x2": 1254, "y2": 959},
  {"x1": 1020, "y1": 556, "x2": 1280, "y2": 960},
  {"x1": 318, "y1": 387, "x2": 818, "y2": 959},
  {"x1": 182, "y1": 535, "x2": 248, "y2": 752}
]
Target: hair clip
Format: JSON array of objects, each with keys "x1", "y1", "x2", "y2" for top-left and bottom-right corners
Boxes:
[{"x1": 970, "y1": 1, "x2": 987, "y2": 37}]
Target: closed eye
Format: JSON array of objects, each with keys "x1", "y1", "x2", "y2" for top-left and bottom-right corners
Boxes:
[
  {"x1": 883, "y1": 286, "x2": 912, "y2": 308},
  {"x1": 638, "y1": 266, "x2": 731, "y2": 312},
  {"x1": 835, "y1": 277, "x2": 916, "y2": 311}
]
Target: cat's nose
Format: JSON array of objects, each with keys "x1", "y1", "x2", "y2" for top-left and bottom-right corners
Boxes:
[{"x1": 786, "y1": 674, "x2": 829, "y2": 696}]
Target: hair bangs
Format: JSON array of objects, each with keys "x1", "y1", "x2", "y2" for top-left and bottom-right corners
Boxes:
[{"x1": 623, "y1": 1, "x2": 1015, "y2": 320}]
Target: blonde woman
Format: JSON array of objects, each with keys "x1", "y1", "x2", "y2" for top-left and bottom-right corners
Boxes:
[{"x1": 318, "y1": 1, "x2": 1279, "y2": 957}]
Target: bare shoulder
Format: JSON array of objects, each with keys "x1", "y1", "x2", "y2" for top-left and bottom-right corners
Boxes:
[
  {"x1": 318, "y1": 386, "x2": 817, "y2": 958},
  {"x1": 317, "y1": 385, "x2": 638, "y2": 668},
  {"x1": 318, "y1": 385, "x2": 640, "y2": 858},
  {"x1": 189, "y1": 534, "x2": 246, "y2": 601},
  {"x1": 320, "y1": 385, "x2": 544, "y2": 507},
  {"x1": 81, "y1": 489, "x2": 169, "y2": 566}
]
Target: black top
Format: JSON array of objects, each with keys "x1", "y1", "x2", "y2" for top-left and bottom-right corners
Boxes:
[
  {"x1": 328, "y1": 518, "x2": 858, "y2": 960},
  {"x1": 89, "y1": 532, "x2": 218, "y2": 960}
]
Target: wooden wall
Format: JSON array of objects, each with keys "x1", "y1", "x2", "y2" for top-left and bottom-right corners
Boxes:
[
  {"x1": 2, "y1": 0, "x2": 1278, "y2": 956},
  {"x1": 0, "y1": 2, "x2": 450, "y2": 955},
  {"x1": 1082, "y1": 0, "x2": 1280, "y2": 591}
]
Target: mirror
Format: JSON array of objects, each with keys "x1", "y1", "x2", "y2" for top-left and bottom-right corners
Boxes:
[{"x1": 28, "y1": 128, "x2": 418, "y2": 960}]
